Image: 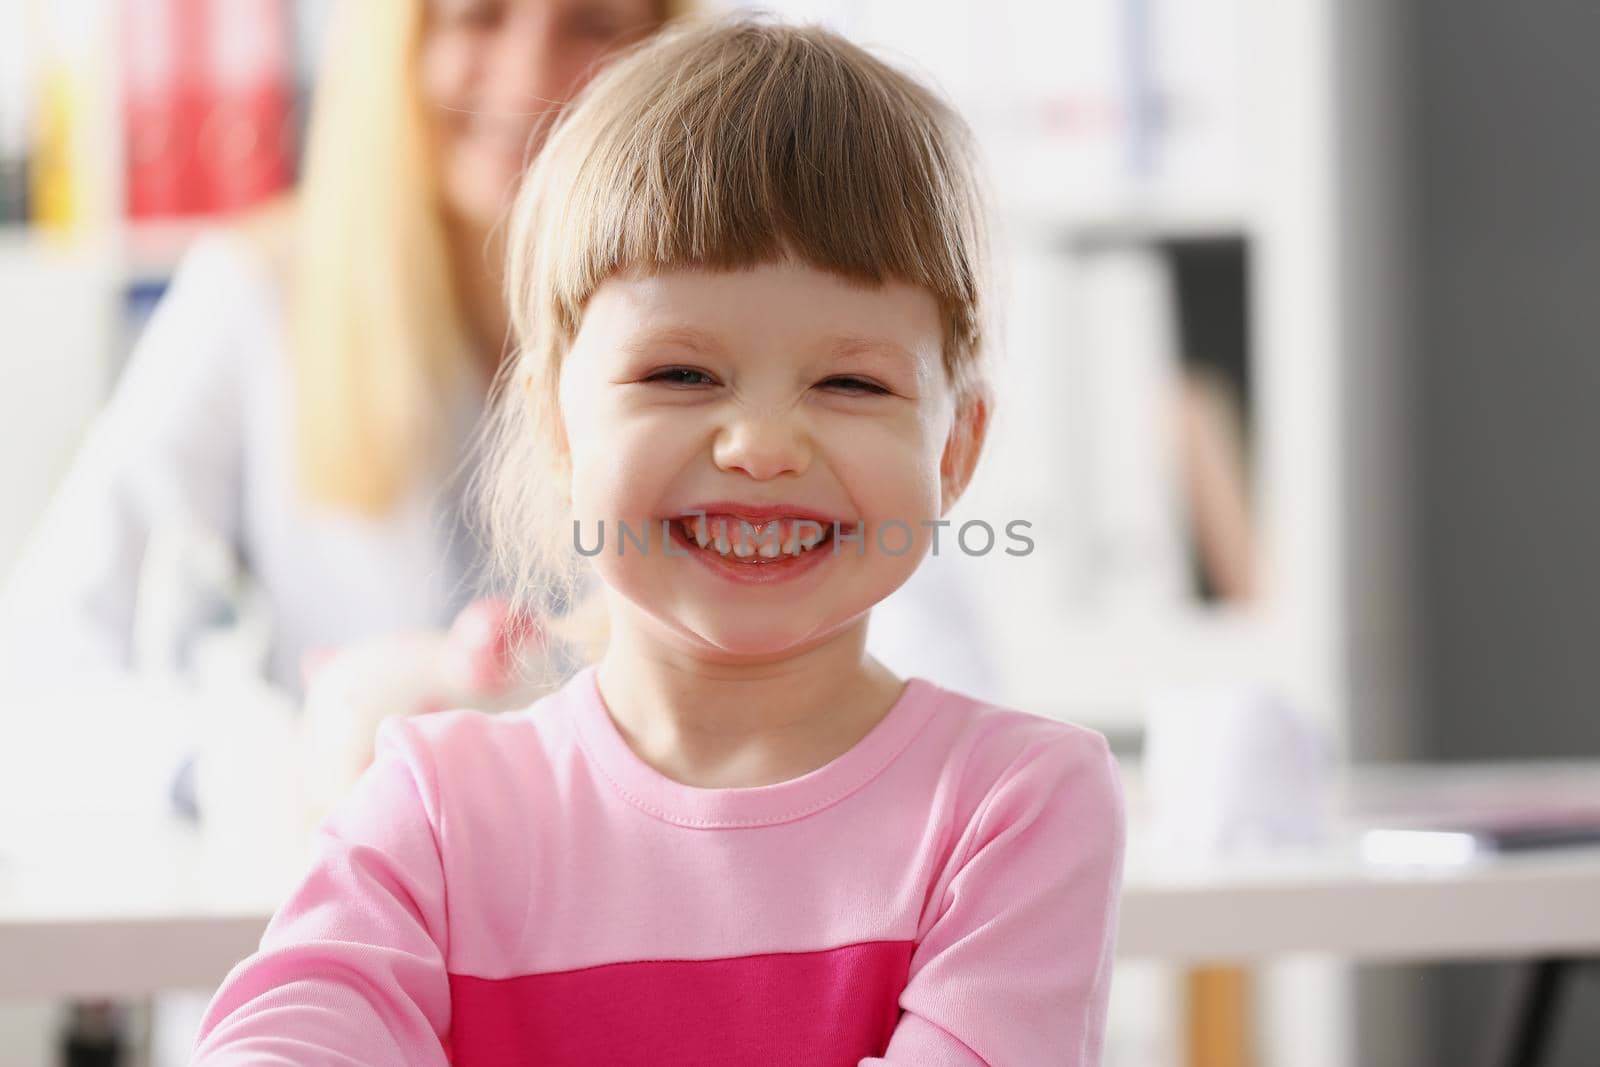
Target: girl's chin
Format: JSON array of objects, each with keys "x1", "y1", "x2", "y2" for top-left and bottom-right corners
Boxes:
[
  {"x1": 692, "y1": 630, "x2": 831, "y2": 661},
  {"x1": 672, "y1": 614, "x2": 858, "y2": 662}
]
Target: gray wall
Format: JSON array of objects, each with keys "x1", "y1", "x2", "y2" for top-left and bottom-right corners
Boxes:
[{"x1": 1403, "y1": 1, "x2": 1600, "y2": 1063}]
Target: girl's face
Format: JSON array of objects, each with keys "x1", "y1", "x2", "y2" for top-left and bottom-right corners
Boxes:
[
  {"x1": 559, "y1": 259, "x2": 972, "y2": 660},
  {"x1": 418, "y1": 0, "x2": 659, "y2": 230}
]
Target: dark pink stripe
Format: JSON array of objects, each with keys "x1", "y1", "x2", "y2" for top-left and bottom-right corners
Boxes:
[{"x1": 444, "y1": 939, "x2": 914, "y2": 1065}]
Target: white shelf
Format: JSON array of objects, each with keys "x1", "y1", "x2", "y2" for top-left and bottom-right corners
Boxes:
[{"x1": 0, "y1": 217, "x2": 222, "y2": 287}]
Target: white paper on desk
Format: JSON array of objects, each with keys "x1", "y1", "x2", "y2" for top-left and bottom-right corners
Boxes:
[{"x1": 1142, "y1": 683, "x2": 1335, "y2": 860}]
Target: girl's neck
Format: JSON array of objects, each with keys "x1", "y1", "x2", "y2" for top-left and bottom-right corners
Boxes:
[{"x1": 594, "y1": 606, "x2": 906, "y2": 790}]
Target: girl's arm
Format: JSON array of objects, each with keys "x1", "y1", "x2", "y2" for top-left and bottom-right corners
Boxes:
[
  {"x1": 863, "y1": 732, "x2": 1127, "y2": 1067},
  {"x1": 191, "y1": 716, "x2": 453, "y2": 1065}
]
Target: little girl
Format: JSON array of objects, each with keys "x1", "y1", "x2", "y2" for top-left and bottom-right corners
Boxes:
[{"x1": 192, "y1": 15, "x2": 1125, "y2": 1066}]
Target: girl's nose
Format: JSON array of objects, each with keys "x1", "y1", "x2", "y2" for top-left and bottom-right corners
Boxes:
[{"x1": 712, "y1": 411, "x2": 812, "y2": 480}]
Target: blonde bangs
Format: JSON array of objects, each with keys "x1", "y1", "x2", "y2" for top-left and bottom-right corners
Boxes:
[{"x1": 515, "y1": 15, "x2": 990, "y2": 395}]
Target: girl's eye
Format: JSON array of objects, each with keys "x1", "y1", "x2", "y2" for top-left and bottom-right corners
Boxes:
[
  {"x1": 643, "y1": 367, "x2": 716, "y2": 387},
  {"x1": 819, "y1": 376, "x2": 891, "y2": 396}
]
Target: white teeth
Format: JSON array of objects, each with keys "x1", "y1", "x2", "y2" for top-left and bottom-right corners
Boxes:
[
  {"x1": 777, "y1": 522, "x2": 828, "y2": 556},
  {"x1": 678, "y1": 515, "x2": 833, "y2": 560},
  {"x1": 682, "y1": 518, "x2": 712, "y2": 548},
  {"x1": 743, "y1": 521, "x2": 781, "y2": 558}
]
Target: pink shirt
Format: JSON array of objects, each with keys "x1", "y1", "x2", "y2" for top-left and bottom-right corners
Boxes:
[{"x1": 192, "y1": 665, "x2": 1127, "y2": 1065}]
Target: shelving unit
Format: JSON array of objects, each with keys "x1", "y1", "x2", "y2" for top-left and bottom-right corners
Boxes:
[
  {"x1": 0, "y1": 0, "x2": 309, "y2": 585},
  {"x1": 946, "y1": 1, "x2": 1411, "y2": 1063}
]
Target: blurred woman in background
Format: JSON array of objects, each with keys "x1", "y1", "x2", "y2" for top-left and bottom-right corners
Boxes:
[{"x1": 2, "y1": 1, "x2": 687, "y2": 707}]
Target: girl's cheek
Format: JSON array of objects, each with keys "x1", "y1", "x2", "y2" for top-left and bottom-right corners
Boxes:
[{"x1": 824, "y1": 409, "x2": 933, "y2": 466}]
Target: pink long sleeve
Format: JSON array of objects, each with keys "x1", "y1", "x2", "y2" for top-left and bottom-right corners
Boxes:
[
  {"x1": 862, "y1": 735, "x2": 1126, "y2": 1065},
  {"x1": 192, "y1": 719, "x2": 453, "y2": 1064},
  {"x1": 191, "y1": 666, "x2": 1126, "y2": 1065}
]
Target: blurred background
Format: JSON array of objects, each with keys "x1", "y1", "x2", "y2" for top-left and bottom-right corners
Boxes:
[{"x1": 2, "y1": 0, "x2": 1598, "y2": 1064}]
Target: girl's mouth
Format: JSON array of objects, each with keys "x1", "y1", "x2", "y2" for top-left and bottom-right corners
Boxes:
[
  {"x1": 676, "y1": 515, "x2": 838, "y2": 560},
  {"x1": 666, "y1": 514, "x2": 853, "y2": 585}
]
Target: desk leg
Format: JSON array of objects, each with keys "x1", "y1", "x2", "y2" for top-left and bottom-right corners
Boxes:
[
  {"x1": 58, "y1": 999, "x2": 131, "y2": 1066},
  {"x1": 1491, "y1": 958, "x2": 1574, "y2": 1067},
  {"x1": 1186, "y1": 964, "x2": 1253, "y2": 1067}
]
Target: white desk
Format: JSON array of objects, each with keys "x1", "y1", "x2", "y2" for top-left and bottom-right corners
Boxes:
[
  {"x1": 1118, "y1": 759, "x2": 1600, "y2": 963},
  {"x1": 5, "y1": 760, "x2": 1600, "y2": 997}
]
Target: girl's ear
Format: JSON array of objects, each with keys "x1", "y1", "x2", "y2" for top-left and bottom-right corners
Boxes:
[{"x1": 939, "y1": 392, "x2": 990, "y2": 515}]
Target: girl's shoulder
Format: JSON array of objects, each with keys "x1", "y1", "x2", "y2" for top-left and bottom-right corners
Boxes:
[
  {"x1": 367, "y1": 695, "x2": 573, "y2": 808},
  {"x1": 919, "y1": 678, "x2": 1112, "y2": 755},
  {"x1": 912, "y1": 678, "x2": 1120, "y2": 802},
  {"x1": 378, "y1": 697, "x2": 559, "y2": 761},
  {"x1": 910, "y1": 684, "x2": 1125, "y2": 886}
]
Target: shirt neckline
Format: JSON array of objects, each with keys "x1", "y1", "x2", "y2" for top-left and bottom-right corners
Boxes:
[{"x1": 565, "y1": 663, "x2": 938, "y2": 829}]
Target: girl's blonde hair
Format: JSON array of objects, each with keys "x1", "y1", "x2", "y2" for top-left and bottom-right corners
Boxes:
[
  {"x1": 476, "y1": 14, "x2": 996, "y2": 655},
  {"x1": 288, "y1": 0, "x2": 687, "y2": 516}
]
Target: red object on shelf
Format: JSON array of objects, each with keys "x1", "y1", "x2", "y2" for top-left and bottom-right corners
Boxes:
[
  {"x1": 196, "y1": 0, "x2": 295, "y2": 214},
  {"x1": 123, "y1": 0, "x2": 205, "y2": 218},
  {"x1": 122, "y1": 0, "x2": 294, "y2": 220}
]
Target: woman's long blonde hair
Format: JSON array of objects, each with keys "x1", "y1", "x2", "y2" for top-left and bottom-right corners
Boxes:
[
  {"x1": 476, "y1": 14, "x2": 996, "y2": 656},
  {"x1": 289, "y1": 0, "x2": 687, "y2": 516}
]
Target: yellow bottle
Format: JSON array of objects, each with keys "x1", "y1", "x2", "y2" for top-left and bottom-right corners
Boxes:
[
  {"x1": 30, "y1": 58, "x2": 78, "y2": 230},
  {"x1": 29, "y1": 0, "x2": 111, "y2": 236}
]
